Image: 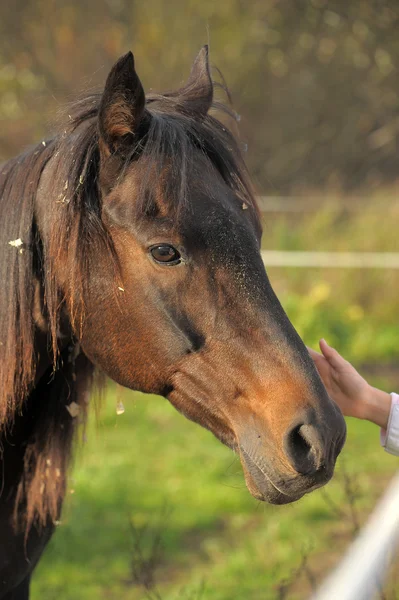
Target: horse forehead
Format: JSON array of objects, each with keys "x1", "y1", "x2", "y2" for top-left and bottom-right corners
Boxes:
[
  {"x1": 114, "y1": 158, "x2": 258, "y2": 246},
  {"x1": 182, "y1": 193, "x2": 256, "y2": 247}
]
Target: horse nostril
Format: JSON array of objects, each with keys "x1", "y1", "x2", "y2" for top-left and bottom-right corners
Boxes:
[
  {"x1": 161, "y1": 384, "x2": 174, "y2": 398},
  {"x1": 284, "y1": 423, "x2": 324, "y2": 475}
]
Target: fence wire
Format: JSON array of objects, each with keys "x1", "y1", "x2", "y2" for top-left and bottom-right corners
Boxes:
[{"x1": 261, "y1": 251, "x2": 399, "y2": 269}]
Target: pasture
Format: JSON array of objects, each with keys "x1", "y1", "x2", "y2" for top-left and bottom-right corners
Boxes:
[
  {"x1": 32, "y1": 201, "x2": 399, "y2": 600},
  {"x1": 30, "y1": 391, "x2": 398, "y2": 600}
]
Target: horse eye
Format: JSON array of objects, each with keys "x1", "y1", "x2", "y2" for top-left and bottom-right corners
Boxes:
[{"x1": 150, "y1": 244, "x2": 181, "y2": 265}]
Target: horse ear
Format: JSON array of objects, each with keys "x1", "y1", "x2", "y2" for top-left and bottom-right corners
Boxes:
[
  {"x1": 177, "y1": 45, "x2": 213, "y2": 118},
  {"x1": 98, "y1": 52, "x2": 146, "y2": 154}
]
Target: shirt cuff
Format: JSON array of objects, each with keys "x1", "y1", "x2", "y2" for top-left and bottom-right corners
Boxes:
[{"x1": 380, "y1": 393, "x2": 399, "y2": 456}]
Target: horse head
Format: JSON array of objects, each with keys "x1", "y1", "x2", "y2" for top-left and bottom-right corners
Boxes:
[{"x1": 40, "y1": 48, "x2": 346, "y2": 505}]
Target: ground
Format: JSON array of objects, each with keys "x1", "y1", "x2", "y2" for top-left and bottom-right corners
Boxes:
[{"x1": 31, "y1": 380, "x2": 399, "y2": 600}]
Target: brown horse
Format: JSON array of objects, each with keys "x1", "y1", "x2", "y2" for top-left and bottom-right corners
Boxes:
[{"x1": 0, "y1": 47, "x2": 346, "y2": 599}]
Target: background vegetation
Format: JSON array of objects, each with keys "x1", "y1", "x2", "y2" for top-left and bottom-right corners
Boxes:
[
  {"x1": 2, "y1": 0, "x2": 399, "y2": 192},
  {"x1": 0, "y1": 1, "x2": 398, "y2": 598}
]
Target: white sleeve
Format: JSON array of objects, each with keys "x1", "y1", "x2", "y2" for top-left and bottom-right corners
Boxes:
[{"x1": 380, "y1": 393, "x2": 399, "y2": 456}]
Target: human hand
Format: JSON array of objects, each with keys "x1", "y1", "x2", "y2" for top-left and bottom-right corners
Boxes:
[{"x1": 308, "y1": 339, "x2": 391, "y2": 429}]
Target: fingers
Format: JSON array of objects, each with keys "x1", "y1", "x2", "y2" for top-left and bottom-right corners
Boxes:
[
  {"x1": 307, "y1": 346, "x2": 322, "y2": 360},
  {"x1": 319, "y1": 339, "x2": 345, "y2": 369},
  {"x1": 307, "y1": 346, "x2": 328, "y2": 375}
]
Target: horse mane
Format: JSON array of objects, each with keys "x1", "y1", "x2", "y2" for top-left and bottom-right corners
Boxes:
[
  {"x1": 0, "y1": 143, "x2": 53, "y2": 427},
  {"x1": 0, "y1": 80, "x2": 260, "y2": 532}
]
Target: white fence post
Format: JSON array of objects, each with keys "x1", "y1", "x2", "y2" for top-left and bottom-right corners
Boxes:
[{"x1": 311, "y1": 471, "x2": 399, "y2": 600}]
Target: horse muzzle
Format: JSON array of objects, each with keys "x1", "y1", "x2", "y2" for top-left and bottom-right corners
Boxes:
[{"x1": 238, "y1": 407, "x2": 346, "y2": 504}]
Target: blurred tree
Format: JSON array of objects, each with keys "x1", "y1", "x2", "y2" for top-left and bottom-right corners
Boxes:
[{"x1": 1, "y1": 0, "x2": 399, "y2": 193}]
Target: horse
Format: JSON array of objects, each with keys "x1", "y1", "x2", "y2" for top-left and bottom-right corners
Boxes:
[{"x1": 0, "y1": 46, "x2": 346, "y2": 599}]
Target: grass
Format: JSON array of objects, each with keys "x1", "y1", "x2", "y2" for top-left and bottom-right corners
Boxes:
[
  {"x1": 31, "y1": 383, "x2": 398, "y2": 600},
  {"x1": 31, "y1": 198, "x2": 399, "y2": 599}
]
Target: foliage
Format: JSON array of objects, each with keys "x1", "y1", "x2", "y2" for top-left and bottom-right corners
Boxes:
[
  {"x1": 262, "y1": 196, "x2": 399, "y2": 366},
  {"x1": 2, "y1": 1, "x2": 399, "y2": 191}
]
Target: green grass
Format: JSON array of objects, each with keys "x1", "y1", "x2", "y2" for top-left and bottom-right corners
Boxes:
[{"x1": 31, "y1": 384, "x2": 398, "y2": 600}]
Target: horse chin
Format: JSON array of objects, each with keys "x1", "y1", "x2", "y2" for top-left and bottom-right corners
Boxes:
[
  {"x1": 240, "y1": 451, "x2": 304, "y2": 505},
  {"x1": 245, "y1": 473, "x2": 304, "y2": 505}
]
